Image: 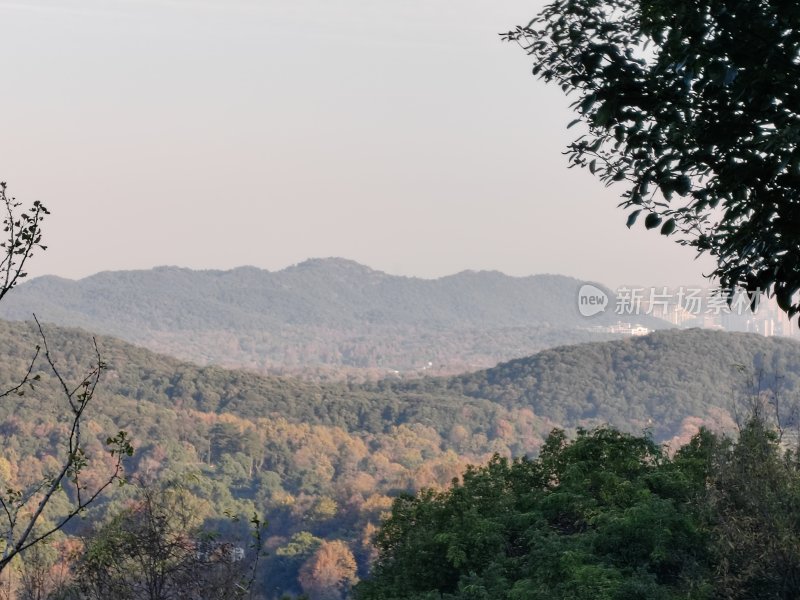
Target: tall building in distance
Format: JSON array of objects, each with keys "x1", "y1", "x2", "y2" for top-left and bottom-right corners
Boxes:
[{"x1": 604, "y1": 287, "x2": 800, "y2": 341}]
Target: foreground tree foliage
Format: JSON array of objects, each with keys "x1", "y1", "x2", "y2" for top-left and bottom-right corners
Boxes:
[
  {"x1": 504, "y1": 1, "x2": 800, "y2": 316},
  {"x1": 356, "y1": 420, "x2": 800, "y2": 600},
  {"x1": 709, "y1": 420, "x2": 800, "y2": 597}
]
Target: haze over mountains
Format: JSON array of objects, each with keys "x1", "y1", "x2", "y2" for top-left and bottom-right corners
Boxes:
[{"x1": 0, "y1": 258, "x2": 668, "y2": 376}]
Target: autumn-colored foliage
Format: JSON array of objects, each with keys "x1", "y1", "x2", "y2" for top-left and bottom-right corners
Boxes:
[{"x1": 297, "y1": 540, "x2": 358, "y2": 600}]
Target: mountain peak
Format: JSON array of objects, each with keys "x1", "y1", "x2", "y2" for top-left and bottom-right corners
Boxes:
[{"x1": 287, "y1": 257, "x2": 386, "y2": 275}]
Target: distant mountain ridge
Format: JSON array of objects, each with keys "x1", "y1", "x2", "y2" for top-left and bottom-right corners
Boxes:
[{"x1": 0, "y1": 258, "x2": 668, "y2": 373}]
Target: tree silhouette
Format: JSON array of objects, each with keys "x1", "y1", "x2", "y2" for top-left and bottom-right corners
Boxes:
[{"x1": 505, "y1": 0, "x2": 800, "y2": 316}]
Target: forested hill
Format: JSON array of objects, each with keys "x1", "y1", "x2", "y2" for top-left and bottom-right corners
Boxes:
[
  {"x1": 440, "y1": 328, "x2": 800, "y2": 438},
  {"x1": 0, "y1": 320, "x2": 501, "y2": 439},
  {"x1": 2, "y1": 320, "x2": 798, "y2": 443},
  {"x1": 2, "y1": 321, "x2": 798, "y2": 596},
  {"x1": 0, "y1": 258, "x2": 666, "y2": 374}
]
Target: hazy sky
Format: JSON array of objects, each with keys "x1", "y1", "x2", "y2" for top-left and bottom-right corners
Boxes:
[{"x1": 1, "y1": 0, "x2": 714, "y2": 288}]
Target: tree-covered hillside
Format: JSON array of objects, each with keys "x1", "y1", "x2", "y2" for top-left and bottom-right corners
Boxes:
[
  {"x1": 443, "y1": 328, "x2": 800, "y2": 439},
  {"x1": 1, "y1": 322, "x2": 797, "y2": 597},
  {"x1": 2, "y1": 322, "x2": 797, "y2": 444},
  {"x1": 0, "y1": 321, "x2": 534, "y2": 599},
  {"x1": 0, "y1": 259, "x2": 664, "y2": 374}
]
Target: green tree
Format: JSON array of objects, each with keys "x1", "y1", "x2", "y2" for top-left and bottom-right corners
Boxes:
[
  {"x1": 707, "y1": 418, "x2": 800, "y2": 598},
  {"x1": 504, "y1": 1, "x2": 800, "y2": 315},
  {"x1": 357, "y1": 427, "x2": 713, "y2": 600}
]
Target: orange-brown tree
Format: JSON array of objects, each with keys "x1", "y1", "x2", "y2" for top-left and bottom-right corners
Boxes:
[{"x1": 298, "y1": 540, "x2": 358, "y2": 600}]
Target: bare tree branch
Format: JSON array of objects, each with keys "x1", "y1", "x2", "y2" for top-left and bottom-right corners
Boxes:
[{"x1": 0, "y1": 318, "x2": 130, "y2": 573}]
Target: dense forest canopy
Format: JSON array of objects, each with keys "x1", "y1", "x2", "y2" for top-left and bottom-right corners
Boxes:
[{"x1": 357, "y1": 420, "x2": 800, "y2": 599}]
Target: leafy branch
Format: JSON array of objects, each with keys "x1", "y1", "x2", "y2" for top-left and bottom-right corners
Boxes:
[{"x1": 0, "y1": 182, "x2": 48, "y2": 303}]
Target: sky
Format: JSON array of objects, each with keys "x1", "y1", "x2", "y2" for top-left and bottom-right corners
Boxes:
[{"x1": 0, "y1": 0, "x2": 714, "y2": 289}]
